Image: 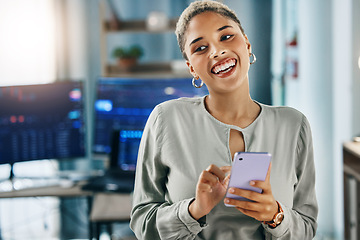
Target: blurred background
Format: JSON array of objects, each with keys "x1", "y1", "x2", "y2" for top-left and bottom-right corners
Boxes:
[{"x1": 0, "y1": 0, "x2": 359, "y2": 239}]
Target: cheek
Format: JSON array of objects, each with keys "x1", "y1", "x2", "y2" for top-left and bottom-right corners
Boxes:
[
  {"x1": 189, "y1": 56, "x2": 207, "y2": 72},
  {"x1": 192, "y1": 56, "x2": 203, "y2": 66},
  {"x1": 231, "y1": 37, "x2": 247, "y2": 53}
]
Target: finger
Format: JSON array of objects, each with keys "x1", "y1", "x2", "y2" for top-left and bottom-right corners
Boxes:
[
  {"x1": 249, "y1": 179, "x2": 269, "y2": 191},
  {"x1": 220, "y1": 166, "x2": 232, "y2": 174},
  {"x1": 227, "y1": 187, "x2": 262, "y2": 202},
  {"x1": 206, "y1": 164, "x2": 226, "y2": 182},
  {"x1": 224, "y1": 198, "x2": 270, "y2": 221},
  {"x1": 220, "y1": 166, "x2": 231, "y2": 185},
  {"x1": 265, "y1": 161, "x2": 272, "y2": 182},
  {"x1": 200, "y1": 170, "x2": 220, "y2": 186},
  {"x1": 224, "y1": 197, "x2": 257, "y2": 210},
  {"x1": 223, "y1": 174, "x2": 231, "y2": 187},
  {"x1": 250, "y1": 162, "x2": 272, "y2": 192}
]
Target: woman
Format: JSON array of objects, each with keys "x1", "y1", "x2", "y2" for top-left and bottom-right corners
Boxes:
[{"x1": 130, "y1": 1, "x2": 318, "y2": 239}]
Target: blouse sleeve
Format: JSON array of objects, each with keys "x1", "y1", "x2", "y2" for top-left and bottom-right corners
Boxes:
[
  {"x1": 263, "y1": 115, "x2": 318, "y2": 239},
  {"x1": 129, "y1": 105, "x2": 207, "y2": 239}
]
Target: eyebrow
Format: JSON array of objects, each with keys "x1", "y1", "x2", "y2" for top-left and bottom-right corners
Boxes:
[
  {"x1": 188, "y1": 25, "x2": 233, "y2": 47},
  {"x1": 217, "y1": 25, "x2": 232, "y2": 31},
  {"x1": 189, "y1": 37, "x2": 203, "y2": 47}
]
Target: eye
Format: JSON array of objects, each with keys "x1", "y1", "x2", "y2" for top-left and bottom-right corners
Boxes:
[
  {"x1": 194, "y1": 45, "x2": 207, "y2": 53},
  {"x1": 221, "y1": 34, "x2": 234, "y2": 41}
]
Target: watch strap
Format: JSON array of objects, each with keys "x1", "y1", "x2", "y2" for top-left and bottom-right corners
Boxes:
[{"x1": 262, "y1": 201, "x2": 284, "y2": 228}]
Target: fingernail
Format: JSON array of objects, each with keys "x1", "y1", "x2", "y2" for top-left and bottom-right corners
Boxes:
[
  {"x1": 225, "y1": 199, "x2": 230, "y2": 203},
  {"x1": 229, "y1": 188, "x2": 235, "y2": 193},
  {"x1": 250, "y1": 181, "x2": 255, "y2": 186}
]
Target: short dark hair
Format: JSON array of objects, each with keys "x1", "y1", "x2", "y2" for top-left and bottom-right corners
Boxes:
[{"x1": 175, "y1": 0, "x2": 245, "y2": 60}]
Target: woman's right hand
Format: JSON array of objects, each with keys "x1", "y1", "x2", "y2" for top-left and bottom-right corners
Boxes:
[{"x1": 189, "y1": 164, "x2": 231, "y2": 220}]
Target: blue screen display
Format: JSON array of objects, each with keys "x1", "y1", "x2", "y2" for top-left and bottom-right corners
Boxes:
[
  {"x1": 93, "y1": 77, "x2": 208, "y2": 170},
  {"x1": 0, "y1": 81, "x2": 86, "y2": 164}
]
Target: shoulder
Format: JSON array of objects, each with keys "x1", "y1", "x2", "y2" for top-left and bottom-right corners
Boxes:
[
  {"x1": 156, "y1": 96, "x2": 204, "y2": 115},
  {"x1": 158, "y1": 96, "x2": 203, "y2": 109},
  {"x1": 260, "y1": 103, "x2": 313, "y2": 144},
  {"x1": 259, "y1": 103, "x2": 307, "y2": 128},
  {"x1": 260, "y1": 103, "x2": 304, "y2": 119},
  {"x1": 146, "y1": 96, "x2": 204, "y2": 126}
]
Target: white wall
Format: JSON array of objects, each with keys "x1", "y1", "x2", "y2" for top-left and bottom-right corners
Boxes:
[
  {"x1": 0, "y1": 1, "x2": 99, "y2": 239},
  {"x1": 284, "y1": 0, "x2": 357, "y2": 239},
  {"x1": 0, "y1": 1, "x2": 60, "y2": 239},
  {"x1": 352, "y1": 0, "x2": 360, "y2": 136},
  {"x1": 332, "y1": 0, "x2": 353, "y2": 238},
  {"x1": 297, "y1": 0, "x2": 335, "y2": 237}
]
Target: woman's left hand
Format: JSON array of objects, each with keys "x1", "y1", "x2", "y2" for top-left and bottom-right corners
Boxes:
[{"x1": 223, "y1": 162, "x2": 278, "y2": 222}]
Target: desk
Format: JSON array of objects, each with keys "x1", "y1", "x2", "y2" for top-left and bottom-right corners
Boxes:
[
  {"x1": 343, "y1": 141, "x2": 360, "y2": 240},
  {"x1": 0, "y1": 180, "x2": 133, "y2": 240},
  {"x1": 89, "y1": 193, "x2": 133, "y2": 239},
  {"x1": 0, "y1": 180, "x2": 92, "y2": 198}
]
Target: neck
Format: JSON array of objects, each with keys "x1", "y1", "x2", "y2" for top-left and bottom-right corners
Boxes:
[{"x1": 205, "y1": 87, "x2": 260, "y2": 128}]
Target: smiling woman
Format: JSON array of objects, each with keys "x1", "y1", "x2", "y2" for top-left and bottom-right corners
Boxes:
[
  {"x1": 0, "y1": 0, "x2": 56, "y2": 86},
  {"x1": 130, "y1": 1, "x2": 318, "y2": 240}
]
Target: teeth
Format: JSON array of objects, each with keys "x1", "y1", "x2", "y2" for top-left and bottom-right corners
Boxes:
[
  {"x1": 222, "y1": 67, "x2": 232, "y2": 74},
  {"x1": 213, "y1": 59, "x2": 235, "y2": 74}
]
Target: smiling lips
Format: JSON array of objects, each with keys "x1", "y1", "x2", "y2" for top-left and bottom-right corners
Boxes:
[{"x1": 211, "y1": 58, "x2": 237, "y2": 74}]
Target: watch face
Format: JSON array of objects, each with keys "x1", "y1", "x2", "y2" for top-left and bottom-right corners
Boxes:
[{"x1": 274, "y1": 213, "x2": 284, "y2": 224}]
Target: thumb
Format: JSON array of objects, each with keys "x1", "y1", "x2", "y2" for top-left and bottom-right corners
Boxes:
[
  {"x1": 220, "y1": 166, "x2": 231, "y2": 186},
  {"x1": 220, "y1": 166, "x2": 231, "y2": 174}
]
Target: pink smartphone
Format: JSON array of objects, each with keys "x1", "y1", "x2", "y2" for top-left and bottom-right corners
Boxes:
[{"x1": 225, "y1": 152, "x2": 271, "y2": 207}]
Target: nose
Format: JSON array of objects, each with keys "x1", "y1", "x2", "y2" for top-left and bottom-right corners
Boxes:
[{"x1": 211, "y1": 49, "x2": 226, "y2": 59}]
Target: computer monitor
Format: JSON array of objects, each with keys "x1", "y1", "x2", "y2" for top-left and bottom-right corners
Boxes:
[
  {"x1": 0, "y1": 81, "x2": 86, "y2": 178},
  {"x1": 109, "y1": 129, "x2": 142, "y2": 172},
  {"x1": 93, "y1": 77, "x2": 208, "y2": 172}
]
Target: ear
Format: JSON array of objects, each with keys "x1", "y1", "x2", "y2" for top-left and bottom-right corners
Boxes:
[
  {"x1": 244, "y1": 34, "x2": 252, "y2": 54},
  {"x1": 186, "y1": 61, "x2": 198, "y2": 79}
]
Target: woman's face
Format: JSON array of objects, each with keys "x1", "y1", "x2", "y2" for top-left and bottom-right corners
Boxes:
[{"x1": 184, "y1": 12, "x2": 251, "y2": 94}]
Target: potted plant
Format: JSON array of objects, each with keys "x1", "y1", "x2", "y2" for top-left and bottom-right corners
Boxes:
[{"x1": 112, "y1": 45, "x2": 143, "y2": 72}]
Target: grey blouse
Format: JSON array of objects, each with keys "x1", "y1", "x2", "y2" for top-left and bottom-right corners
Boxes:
[{"x1": 130, "y1": 96, "x2": 318, "y2": 239}]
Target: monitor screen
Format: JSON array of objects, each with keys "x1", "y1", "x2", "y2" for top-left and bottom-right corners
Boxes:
[
  {"x1": 0, "y1": 81, "x2": 86, "y2": 165},
  {"x1": 93, "y1": 77, "x2": 208, "y2": 171}
]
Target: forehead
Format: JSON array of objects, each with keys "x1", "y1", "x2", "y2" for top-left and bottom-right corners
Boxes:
[{"x1": 184, "y1": 11, "x2": 240, "y2": 44}]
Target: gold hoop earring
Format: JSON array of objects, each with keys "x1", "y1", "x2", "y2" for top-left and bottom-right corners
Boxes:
[
  {"x1": 249, "y1": 53, "x2": 257, "y2": 65},
  {"x1": 192, "y1": 77, "x2": 203, "y2": 88}
]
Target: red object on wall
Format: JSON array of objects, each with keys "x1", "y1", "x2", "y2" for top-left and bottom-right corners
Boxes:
[{"x1": 286, "y1": 33, "x2": 298, "y2": 79}]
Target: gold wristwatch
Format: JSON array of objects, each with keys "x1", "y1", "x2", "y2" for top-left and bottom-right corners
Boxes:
[{"x1": 263, "y1": 201, "x2": 284, "y2": 228}]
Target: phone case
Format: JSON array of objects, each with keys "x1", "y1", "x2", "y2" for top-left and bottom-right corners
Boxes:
[{"x1": 225, "y1": 152, "x2": 271, "y2": 207}]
